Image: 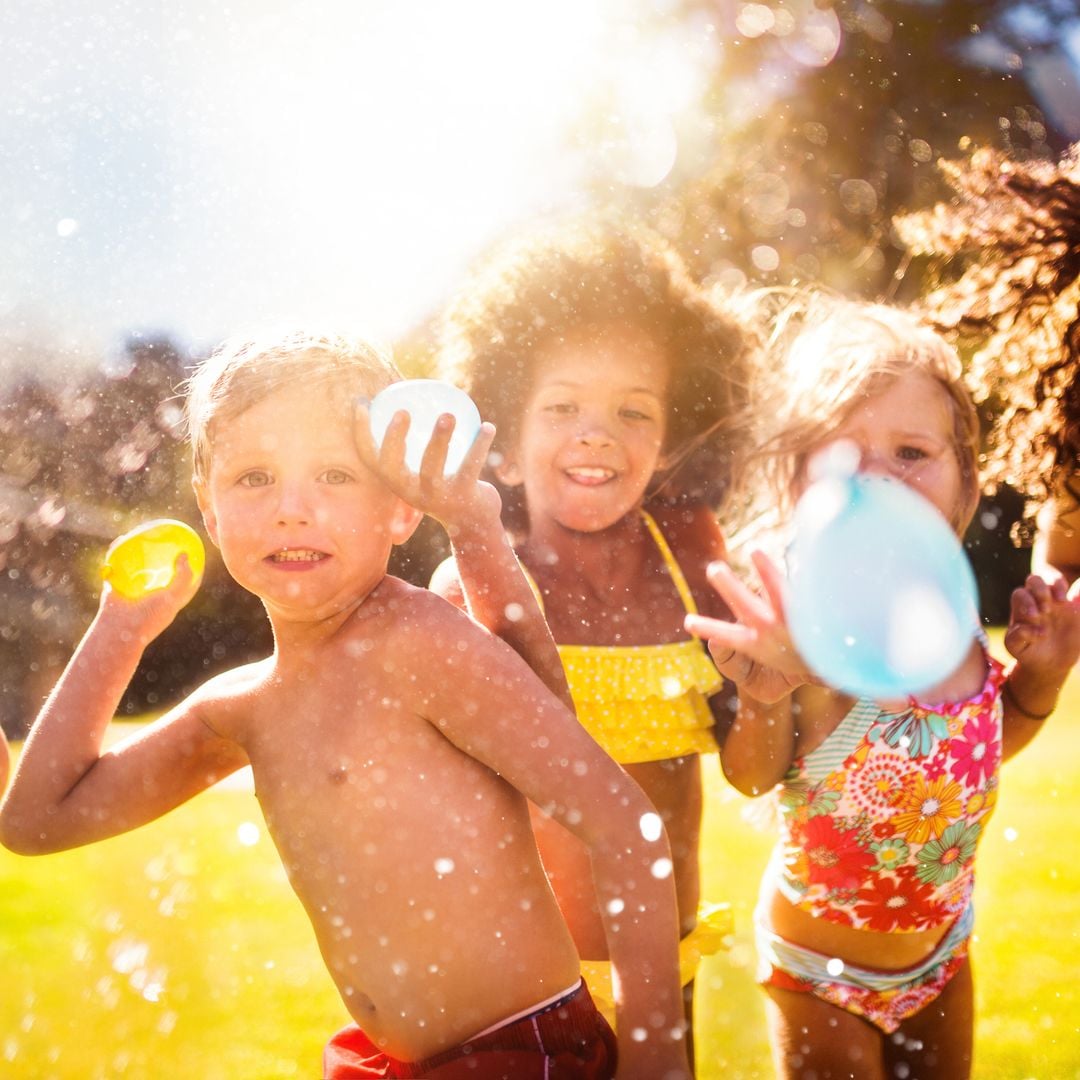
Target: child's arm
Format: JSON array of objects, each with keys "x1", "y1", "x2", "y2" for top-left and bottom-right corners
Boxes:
[
  {"x1": 418, "y1": 602, "x2": 690, "y2": 1078},
  {"x1": 684, "y1": 551, "x2": 808, "y2": 794},
  {"x1": 0, "y1": 560, "x2": 247, "y2": 854},
  {"x1": 354, "y1": 402, "x2": 572, "y2": 709},
  {"x1": 0, "y1": 724, "x2": 10, "y2": 797},
  {"x1": 1033, "y1": 494, "x2": 1080, "y2": 588},
  {"x1": 1001, "y1": 572, "x2": 1080, "y2": 760}
]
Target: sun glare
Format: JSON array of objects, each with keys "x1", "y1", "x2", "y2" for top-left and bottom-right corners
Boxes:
[{"x1": 4, "y1": 0, "x2": 718, "y2": 360}]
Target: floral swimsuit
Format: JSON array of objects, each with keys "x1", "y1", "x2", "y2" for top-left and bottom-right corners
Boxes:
[{"x1": 758, "y1": 653, "x2": 1005, "y2": 1030}]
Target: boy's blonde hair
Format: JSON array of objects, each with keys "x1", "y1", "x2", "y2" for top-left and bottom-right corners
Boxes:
[
  {"x1": 739, "y1": 291, "x2": 982, "y2": 536},
  {"x1": 186, "y1": 329, "x2": 402, "y2": 482}
]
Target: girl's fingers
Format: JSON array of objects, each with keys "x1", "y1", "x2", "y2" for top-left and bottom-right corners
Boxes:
[
  {"x1": 749, "y1": 549, "x2": 789, "y2": 620},
  {"x1": 706, "y1": 560, "x2": 776, "y2": 628},
  {"x1": 1024, "y1": 574, "x2": 1052, "y2": 609},
  {"x1": 684, "y1": 612, "x2": 756, "y2": 654},
  {"x1": 464, "y1": 421, "x2": 496, "y2": 481},
  {"x1": 387, "y1": 411, "x2": 415, "y2": 471},
  {"x1": 457, "y1": 422, "x2": 495, "y2": 484},
  {"x1": 1009, "y1": 586, "x2": 1038, "y2": 624}
]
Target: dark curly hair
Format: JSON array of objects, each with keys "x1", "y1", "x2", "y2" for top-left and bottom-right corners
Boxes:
[
  {"x1": 437, "y1": 218, "x2": 756, "y2": 533},
  {"x1": 894, "y1": 143, "x2": 1080, "y2": 509}
]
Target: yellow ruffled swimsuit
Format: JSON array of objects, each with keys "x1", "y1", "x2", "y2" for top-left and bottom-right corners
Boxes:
[
  {"x1": 526, "y1": 510, "x2": 731, "y2": 1019},
  {"x1": 581, "y1": 902, "x2": 733, "y2": 1026},
  {"x1": 549, "y1": 510, "x2": 724, "y2": 765}
]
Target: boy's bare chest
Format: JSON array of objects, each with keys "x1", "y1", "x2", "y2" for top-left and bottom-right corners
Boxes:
[{"x1": 237, "y1": 679, "x2": 505, "y2": 847}]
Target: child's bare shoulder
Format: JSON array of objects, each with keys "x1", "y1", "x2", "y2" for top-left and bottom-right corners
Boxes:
[
  {"x1": 353, "y1": 575, "x2": 491, "y2": 647},
  {"x1": 651, "y1": 500, "x2": 729, "y2": 605},
  {"x1": 428, "y1": 555, "x2": 465, "y2": 607},
  {"x1": 652, "y1": 500, "x2": 726, "y2": 555},
  {"x1": 348, "y1": 576, "x2": 513, "y2": 689},
  {"x1": 184, "y1": 657, "x2": 275, "y2": 738}
]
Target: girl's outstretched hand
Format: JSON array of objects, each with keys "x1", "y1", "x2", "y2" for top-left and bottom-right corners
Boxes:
[
  {"x1": 684, "y1": 550, "x2": 814, "y2": 704},
  {"x1": 1005, "y1": 573, "x2": 1080, "y2": 675},
  {"x1": 353, "y1": 399, "x2": 502, "y2": 536}
]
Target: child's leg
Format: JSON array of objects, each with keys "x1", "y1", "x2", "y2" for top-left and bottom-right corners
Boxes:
[
  {"x1": 763, "y1": 984, "x2": 886, "y2": 1080},
  {"x1": 886, "y1": 959, "x2": 974, "y2": 1080}
]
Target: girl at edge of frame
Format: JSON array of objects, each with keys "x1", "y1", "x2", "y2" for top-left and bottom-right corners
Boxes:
[
  {"x1": 895, "y1": 140, "x2": 1080, "y2": 590},
  {"x1": 684, "y1": 291, "x2": 1080, "y2": 1079},
  {"x1": 430, "y1": 218, "x2": 756, "y2": 1056}
]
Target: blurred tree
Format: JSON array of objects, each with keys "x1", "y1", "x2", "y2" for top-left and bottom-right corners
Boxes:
[
  {"x1": 616, "y1": 0, "x2": 1079, "y2": 619},
  {"x1": 0, "y1": 335, "x2": 270, "y2": 736},
  {"x1": 608, "y1": 0, "x2": 1076, "y2": 301}
]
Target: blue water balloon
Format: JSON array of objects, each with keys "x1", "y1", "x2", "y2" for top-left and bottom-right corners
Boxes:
[
  {"x1": 368, "y1": 379, "x2": 482, "y2": 476},
  {"x1": 786, "y1": 456, "x2": 979, "y2": 700}
]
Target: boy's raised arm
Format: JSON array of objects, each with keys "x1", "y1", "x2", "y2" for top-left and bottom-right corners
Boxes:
[
  {"x1": 0, "y1": 560, "x2": 246, "y2": 855},
  {"x1": 418, "y1": 606, "x2": 690, "y2": 1079},
  {"x1": 0, "y1": 725, "x2": 9, "y2": 797}
]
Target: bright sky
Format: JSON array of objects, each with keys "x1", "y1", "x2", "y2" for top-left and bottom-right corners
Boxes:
[{"x1": 0, "y1": 0, "x2": 719, "y2": 375}]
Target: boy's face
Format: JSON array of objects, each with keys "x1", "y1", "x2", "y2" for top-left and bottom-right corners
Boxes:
[{"x1": 195, "y1": 375, "x2": 420, "y2": 622}]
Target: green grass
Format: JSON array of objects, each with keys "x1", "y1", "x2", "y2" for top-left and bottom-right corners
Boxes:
[{"x1": 2, "y1": 649, "x2": 1079, "y2": 1078}]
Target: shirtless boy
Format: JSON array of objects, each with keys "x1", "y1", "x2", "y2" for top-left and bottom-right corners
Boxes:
[{"x1": 0, "y1": 331, "x2": 690, "y2": 1080}]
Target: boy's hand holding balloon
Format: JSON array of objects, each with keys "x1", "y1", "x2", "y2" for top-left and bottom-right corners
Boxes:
[
  {"x1": 100, "y1": 519, "x2": 205, "y2": 642},
  {"x1": 355, "y1": 380, "x2": 500, "y2": 537}
]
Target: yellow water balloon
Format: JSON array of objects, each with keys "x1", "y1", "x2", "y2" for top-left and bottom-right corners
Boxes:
[{"x1": 102, "y1": 520, "x2": 206, "y2": 599}]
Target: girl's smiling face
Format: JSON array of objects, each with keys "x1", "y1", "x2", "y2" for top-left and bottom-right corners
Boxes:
[{"x1": 498, "y1": 323, "x2": 670, "y2": 535}]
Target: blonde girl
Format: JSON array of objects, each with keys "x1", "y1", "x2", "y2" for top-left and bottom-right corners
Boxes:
[{"x1": 686, "y1": 294, "x2": 1080, "y2": 1079}]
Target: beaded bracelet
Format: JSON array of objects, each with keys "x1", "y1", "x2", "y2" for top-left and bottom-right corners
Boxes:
[{"x1": 1001, "y1": 679, "x2": 1056, "y2": 722}]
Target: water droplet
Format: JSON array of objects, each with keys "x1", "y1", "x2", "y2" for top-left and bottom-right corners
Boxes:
[
  {"x1": 434, "y1": 857, "x2": 455, "y2": 874},
  {"x1": 237, "y1": 821, "x2": 260, "y2": 846},
  {"x1": 826, "y1": 957, "x2": 845, "y2": 977},
  {"x1": 659, "y1": 675, "x2": 683, "y2": 699},
  {"x1": 639, "y1": 812, "x2": 663, "y2": 842},
  {"x1": 650, "y1": 858, "x2": 673, "y2": 879}
]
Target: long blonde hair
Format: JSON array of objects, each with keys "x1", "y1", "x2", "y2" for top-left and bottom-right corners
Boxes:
[{"x1": 733, "y1": 290, "x2": 982, "y2": 538}]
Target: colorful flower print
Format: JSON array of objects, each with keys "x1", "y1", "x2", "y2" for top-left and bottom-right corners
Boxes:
[
  {"x1": 949, "y1": 711, "x2": 1001, "y2": 789},
  {"x1": 869, "y1": 836, "x2": 911, "y2": 872},
  {"x1": 915, "y1": 820, "x2": 982, "y2": 885},
  {"x1": 890, "y1": 773, "x2": 964, "y2": 845},
  {"x1": 878, "y1": 709, "x2": 951, "y2": 759},
  {"x1": 796, "y1": 815, "x2": 874, "y2": 893},
  {"x1": 853, "y1": 870, "x2": 941, "y2": 931},
  {"x1": 848, "y1": 751, "x2": 912, "y2": 820}
]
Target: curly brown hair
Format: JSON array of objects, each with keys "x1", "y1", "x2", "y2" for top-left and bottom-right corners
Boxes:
[
  {"x1": 894, "y1": 143, "x2": 1080, "y2": 508},
  {"x1": 437, "y1": 218, "x2": 756, "y2": 533}
]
